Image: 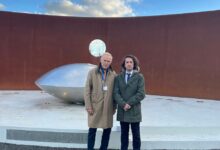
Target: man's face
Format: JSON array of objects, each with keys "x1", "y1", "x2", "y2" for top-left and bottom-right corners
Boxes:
[
  {"x1": 100, "y1": 54, "x2": 112, "y2": 69},
  {"x1": 125, "y1": 57, "x2": 134, "y2": 71}
]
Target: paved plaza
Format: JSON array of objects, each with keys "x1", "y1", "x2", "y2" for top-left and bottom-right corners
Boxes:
[{"x1": 1, "y1": 91, "x2": 220, "y2": 149}]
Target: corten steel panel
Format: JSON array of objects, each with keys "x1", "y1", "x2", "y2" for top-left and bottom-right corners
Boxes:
[{"x1": 0, "y1": 11, "x2": 220, "y2": 100}]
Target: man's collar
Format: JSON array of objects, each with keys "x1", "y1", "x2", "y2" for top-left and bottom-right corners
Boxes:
[
  {"x1": 126, "y1": 70, "x2": 133, "y2": 75},
  {"x1": 98, "y1": 63, "x2": 112, "y2": 72}
]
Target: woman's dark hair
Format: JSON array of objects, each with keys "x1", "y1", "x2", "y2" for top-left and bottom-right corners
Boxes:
[{"x1": 121, "y1": 54, "x2": 139, "y2": 71}]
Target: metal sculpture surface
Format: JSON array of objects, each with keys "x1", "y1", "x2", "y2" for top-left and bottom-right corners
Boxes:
[
  {"x1": 35, "y1": 63, "x2": 96, "y2": 103},
  {"x1": 35, "y1": 39, "x2": 106, "y2": 103}
]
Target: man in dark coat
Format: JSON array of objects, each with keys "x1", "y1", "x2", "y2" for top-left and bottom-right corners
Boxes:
[{"x1": 113, "y1": 54, "x2": 145, "y2": 150}]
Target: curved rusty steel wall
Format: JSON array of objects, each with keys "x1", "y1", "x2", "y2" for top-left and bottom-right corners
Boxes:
[{"x1": 0, "y1": 11, "x2": 220, "y2": 100}]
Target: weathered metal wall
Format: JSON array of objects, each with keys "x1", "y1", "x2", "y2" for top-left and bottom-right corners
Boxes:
[{"x1": 0, "y1": 11, "x2": 220, "y2": 100}]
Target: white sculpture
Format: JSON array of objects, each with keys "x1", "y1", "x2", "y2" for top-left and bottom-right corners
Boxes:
[
  {"x1": 35, "y1": 39, "x2": 106, "y2": 103},
  {"x1": 35, "y1": 63, "x2": 96, "y2": 103}
]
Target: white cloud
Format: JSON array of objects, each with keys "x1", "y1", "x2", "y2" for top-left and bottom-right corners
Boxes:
[
  {"x1": 0, "y1": 3, "x2": 5, "y2": 10},
  {"x1": 126, "y1": 0, "x2": 140, "y2": 3},
  {"x1": 44, "y1": 0, "x2": 137, "y2": 17}
]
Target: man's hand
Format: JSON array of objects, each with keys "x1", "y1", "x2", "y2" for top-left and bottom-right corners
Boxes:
[
  {"x1": 123, "y1": 103, "x2": 131, "y2": 111},
  {"x1": 87, "y1": 107, "x2": 94, "y2": 115}
]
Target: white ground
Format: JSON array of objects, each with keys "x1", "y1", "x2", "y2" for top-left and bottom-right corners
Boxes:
[{"x1": 1, "y1": 90, "x2": 220, "y2": 149}]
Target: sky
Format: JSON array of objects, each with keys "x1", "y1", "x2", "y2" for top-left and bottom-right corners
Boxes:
[{"x1": 0, "y1": 0, "x2": 220, "y2": 17}]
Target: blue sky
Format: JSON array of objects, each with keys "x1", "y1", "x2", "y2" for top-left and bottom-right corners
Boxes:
[{"x1": 0, "y1": 0, "x2": 220, "y2": 17}]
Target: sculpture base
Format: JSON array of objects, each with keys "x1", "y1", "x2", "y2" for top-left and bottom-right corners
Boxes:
[{"x1": 1, "y1": 91, "x2": 220, "y2": 149}]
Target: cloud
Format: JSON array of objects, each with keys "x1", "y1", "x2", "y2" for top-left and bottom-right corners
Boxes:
[
  {"x1": 44, "y1": 0, "x2": 137, "y2": 17},
  {"x1": 0, "y1": 3, "x2": 5, "y2": 10},
  {"x1": 126, "y1": 0, "x2": 140, "y2": 3}
]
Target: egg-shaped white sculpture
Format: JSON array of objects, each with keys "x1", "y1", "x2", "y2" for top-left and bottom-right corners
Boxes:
[{"x1": 35, "y1": 63, "x2": 96, "y2": 103}]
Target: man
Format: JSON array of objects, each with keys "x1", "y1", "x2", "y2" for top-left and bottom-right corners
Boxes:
[
  {"x1": 84, "y1": 52, "x2": 116, "y2": 150},
  {"x1": 113, "y1": 54, "x2": 145, "y2": 150}
]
